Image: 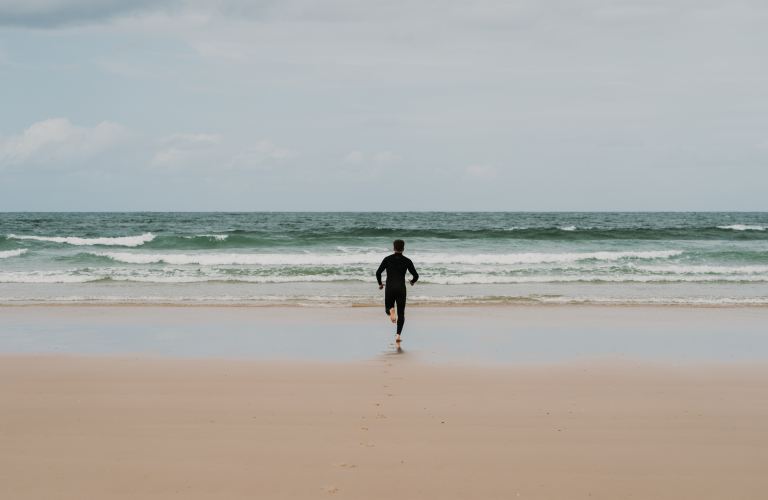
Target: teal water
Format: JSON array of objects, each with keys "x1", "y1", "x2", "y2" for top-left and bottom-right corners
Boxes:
[{"x1": 1, "y1": 212, "x2": 767, "y2": 305}]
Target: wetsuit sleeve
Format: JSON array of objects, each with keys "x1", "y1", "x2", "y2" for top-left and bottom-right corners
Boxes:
[
  {"x1": 376, "y1": 257, "x2": 387, "y2": 286},
  {"x1": 407, "y1": 258, "x2": 419, "y2": 284}
]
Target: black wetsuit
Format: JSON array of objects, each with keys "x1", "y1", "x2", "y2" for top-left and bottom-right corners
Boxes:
[{"x1": 376, "y1": 253, "x2": 419, "y2": 335}]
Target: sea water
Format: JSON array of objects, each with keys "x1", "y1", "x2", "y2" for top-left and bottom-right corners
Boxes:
[{"x1": 1, "y1": 212, "x2": 767, "y2": 305}]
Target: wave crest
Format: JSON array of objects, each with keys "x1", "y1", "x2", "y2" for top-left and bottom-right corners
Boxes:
[
  {"x1": 0, "y1": 249, "x2": 28, "y2": 259},
  {"x1": 8, "y1": 233, "x2": 156, "y2": 247},
  {"x1": 91, "y1": 249, "x2": 683, "y2": 266},
  {"x1": 717, "y1": 224, "x2": 766, "y2": 231}
]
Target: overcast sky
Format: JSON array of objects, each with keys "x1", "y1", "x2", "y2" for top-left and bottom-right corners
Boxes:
[{"x1": 0, "y1": 0, "x2": 766, "y2": 211}]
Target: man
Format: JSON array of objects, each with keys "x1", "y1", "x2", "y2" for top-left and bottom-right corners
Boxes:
[{"x1": 376, "y1": 239, "x2": 419, "y2": 343}]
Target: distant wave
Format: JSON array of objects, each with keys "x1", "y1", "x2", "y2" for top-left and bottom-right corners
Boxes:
[
  {"x1": 124, "y1": 227, "x2": 768, "y2": 245},
  {"x1": 8, "y1": 233, "x2": 155, "y2": 247},
  {"x1": 716, "y1": 224, "x2": 766, "y2": 231},
  {"x1": 91, "y1": 249, "x2": 683, "y2": 266},
  {"x1": 9, "y1": 227, "x2": 768, "y2": 251},
  {"x1": 0, "y1": 248, "x2": 28, "y2": 259},
  {"x1": 254, "y1": 226, "x2": 768, "y2": 241},
  {"x1": 183, "y1": 234, "x2": 229, "y2": 241}
]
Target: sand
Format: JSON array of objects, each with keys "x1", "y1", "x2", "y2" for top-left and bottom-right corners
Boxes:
[{"x1": 1, "y1": 355, "x2": 767, "y2": 499}]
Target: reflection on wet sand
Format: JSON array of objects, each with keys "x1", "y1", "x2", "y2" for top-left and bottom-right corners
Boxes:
[{"x1": 383, "y1": 343, "x2": 405, "y2": 357}]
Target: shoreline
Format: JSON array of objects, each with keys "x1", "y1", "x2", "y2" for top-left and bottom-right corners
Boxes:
[
  {"x1": 2, "y1": 304, "x2": 767, "y2": 364},
  {"x1": 2, "y1": 300, "x2": 768, "y2": 308}
]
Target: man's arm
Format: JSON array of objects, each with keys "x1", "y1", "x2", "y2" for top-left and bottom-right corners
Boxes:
[
  {"x1": 376, "y1": 257, "x2": 387, "y2": 287},
  {"x1": 407, "y1": 258, "x2": 419, "y2": 285}
]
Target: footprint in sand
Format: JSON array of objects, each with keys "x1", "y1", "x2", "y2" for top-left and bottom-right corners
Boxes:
[
  {"x1": 324, "y1": 486, "x2": 340, "y2": 494},
  {"x1": 337, "y1": 463, "x2": 358, "y2": 469}
]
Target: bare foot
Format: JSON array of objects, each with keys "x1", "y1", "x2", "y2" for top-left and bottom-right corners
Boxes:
[
  {"x1": 389, "y1": 307, "x2": 397, "y2": 324},
  {"x1": 395, "y1": 334, "x2": 401, "y2": 343}
]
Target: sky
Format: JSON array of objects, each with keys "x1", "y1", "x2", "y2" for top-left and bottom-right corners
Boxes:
[{"x1": 0, "y1": 0, "x2": 767, "y2": 211}]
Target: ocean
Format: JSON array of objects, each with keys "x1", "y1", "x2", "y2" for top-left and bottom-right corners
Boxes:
[{"x1": 1, "y1": 212, "x2": 767, "y2": 306}]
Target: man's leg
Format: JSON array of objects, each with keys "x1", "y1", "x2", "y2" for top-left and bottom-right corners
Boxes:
[
  {"x1": 396, "y1": 290, "x2": 406, "y2": 336},
  {"x1": 384, "y1": 287, "x2": 396, "y2": 323}
]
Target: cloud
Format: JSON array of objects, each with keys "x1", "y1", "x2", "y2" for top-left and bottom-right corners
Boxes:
[
  {"x1": 161, "y1": 133, "x2": 222, "y2": 147},
  {"x1": 150, "y1": 133, "x2": 220, "y2": 168},
  {"x1": 343, "y1": 151, "x2": 365, "y2": 164},
  {"x1": 465, "y1": 164, "x2": 497, "y2": 179},
  {"x1": 343, "y1": 150, "x2": 400, "y2": 166},
  {"x1": 0, "y1": 117, "x2": 130, "y2": 168},
  {"x1": 151, "y1": 133, "x2": 297, "y2": 170},
  {"x1": 228, "y1": 140, "x2": 298, "y2": 169},
  {"x1": 0, "y1": 0, "x2": 175, "y2": 28},
  {"x1": 0, "y1": 119, "x2": 297, "y2": 173}
]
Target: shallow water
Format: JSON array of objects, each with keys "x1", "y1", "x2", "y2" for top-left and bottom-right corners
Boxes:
[{"x1": 2, "y1": 306, "x2": 767, "y2": 364}]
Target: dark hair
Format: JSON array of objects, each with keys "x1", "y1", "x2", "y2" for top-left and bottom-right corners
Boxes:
[{"x1": 393, "y1": 239, "x2": 405, "y2": 252}]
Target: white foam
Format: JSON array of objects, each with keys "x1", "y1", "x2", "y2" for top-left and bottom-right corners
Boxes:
[
  {"x1": 3, "y1": 293, "x2": 767, "y2": 307},
  {"x1": 634, "y1": 264, "x2": 768, "y2": 275},
  {"x1": 0, "y1": 249, "x2": 28, "y2": 259},
  {"x1": 559, "y1": 226, "x2": 577, "y2": 231},
  {"x1": 184, "y1": 234, "x2": 228, "y2": 240},
  {"x1": 107, "y1": 274, "x2": 358, "y2": 284},
  {"x1": 92, "y1": 249, "x2": 683, "y2": 266},
  {"x1": 540, "y1": 296, "x2": 768, "y2": 306},
  {"x1": 3, "y1": 271, "x2": 762, "y2": 285},
  {"x1": 412, "y1": 250, "x2": 685, "y2": 265},
  {"x1": 420, "y1": 274, "x2": 768, "y2": 284},
  {"x1": 716, "y1": 224, "x2": 766, "y2": 231},
  {"x1": 0, "y1": 271, "x2": 98, "y2": 283},
  {"x1": 8, "y1": 233, "x2": 156, "y2": 247}
]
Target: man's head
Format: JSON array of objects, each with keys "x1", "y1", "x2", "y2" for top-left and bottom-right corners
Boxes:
[{"x1": 393, "y1": 239, "x2": 405, "y2": 253}]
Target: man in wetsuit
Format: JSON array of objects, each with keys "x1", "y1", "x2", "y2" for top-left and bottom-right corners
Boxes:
[{"x1": 376, "y1": 239, "x2": 419, "y2": 343}]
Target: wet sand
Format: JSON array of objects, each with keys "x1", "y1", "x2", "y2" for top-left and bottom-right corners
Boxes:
[{"x1": 1, "y1": 305, "x2": 768, "y2": 362}]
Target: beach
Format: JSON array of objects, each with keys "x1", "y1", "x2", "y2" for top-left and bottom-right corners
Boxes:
[
  {"x1": 1, "y1": 305, "x2": 767, "y2": 499},
  {"x1": 5, "y1": 0, "x2": 768, "y2": 492}
]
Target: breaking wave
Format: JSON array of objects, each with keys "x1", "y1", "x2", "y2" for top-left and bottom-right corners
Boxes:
[
  {"x1": 716, "y1": 224, "x2": 766, "y2": 231},
  {"x1": 8, "y1": 233, "x2": 156, "y2": 247},
  {"x1": 0, "y1": 248, "x2": 28, "y2": 259},
  {"x1": 91, "y1": 249, "x2": 684, "y2": 266}
]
